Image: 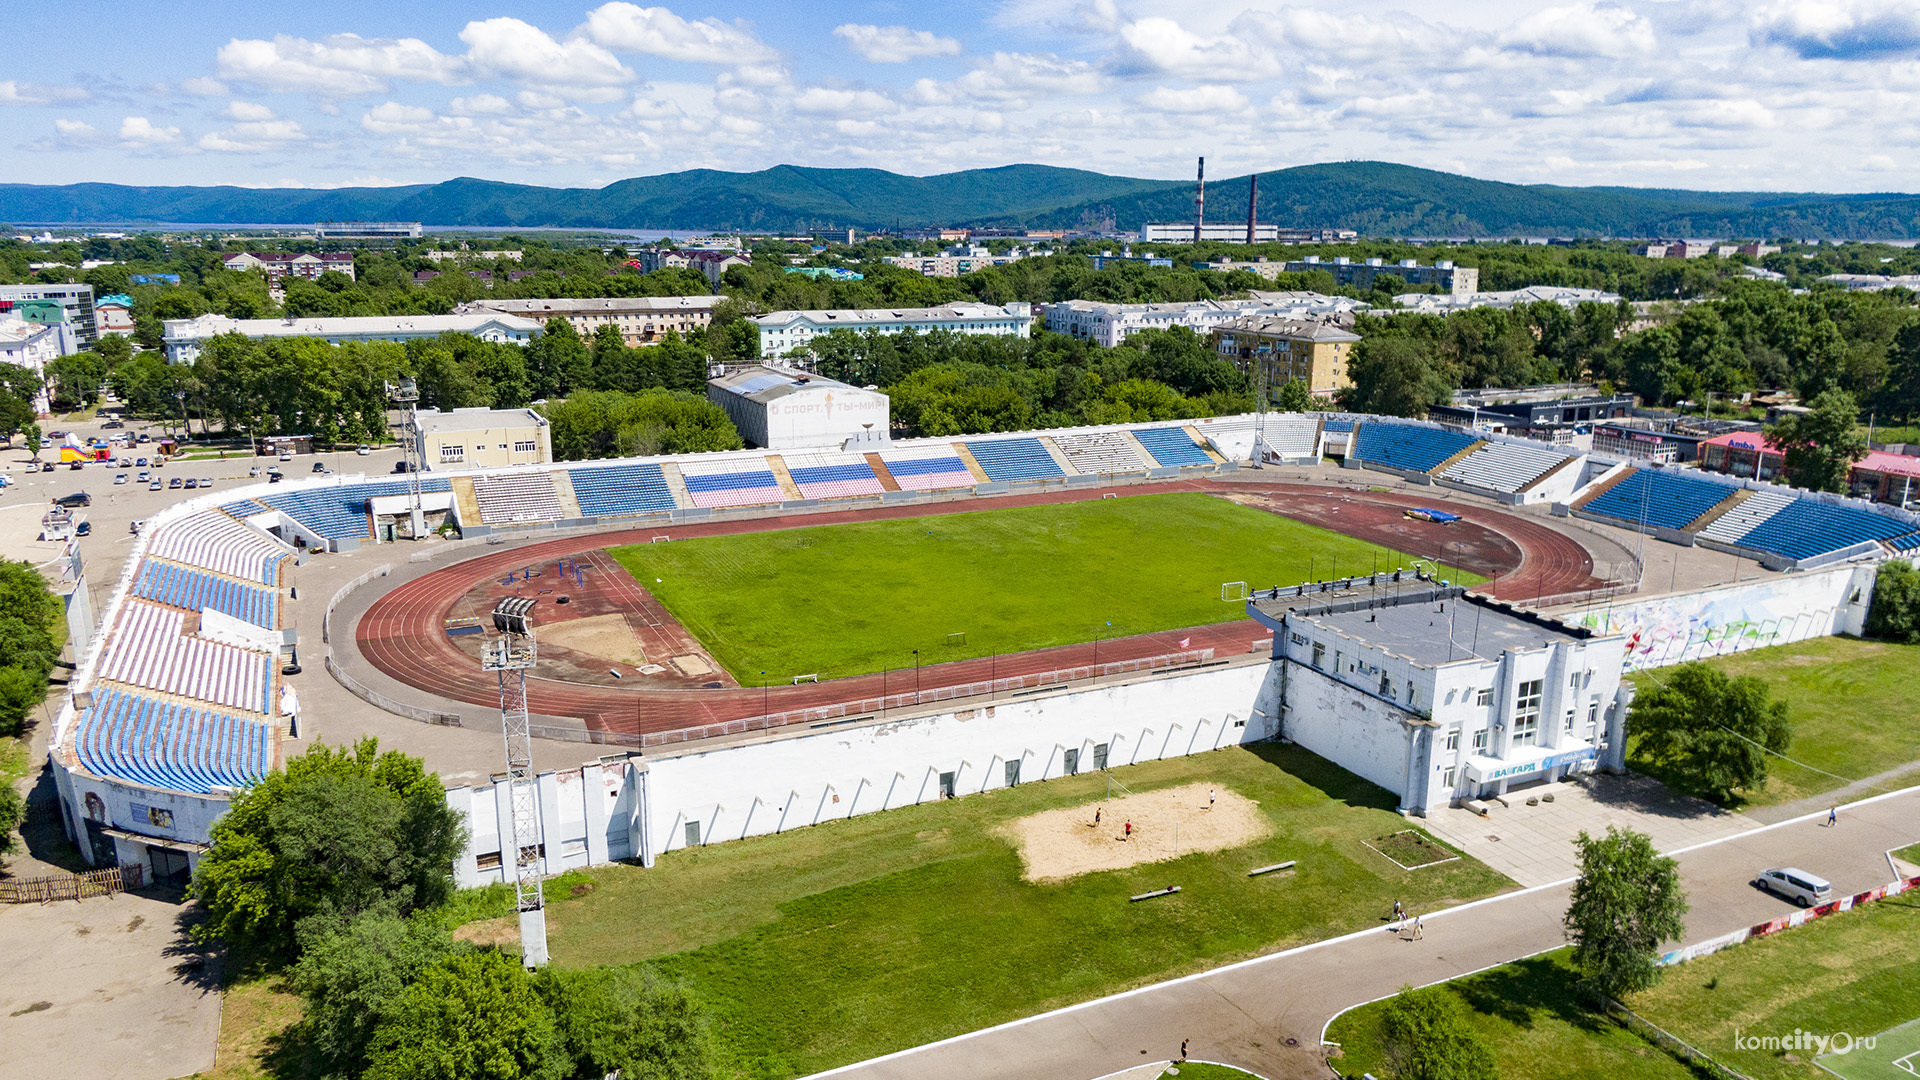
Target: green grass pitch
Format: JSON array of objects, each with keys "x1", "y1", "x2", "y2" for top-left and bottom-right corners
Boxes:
[
  {"x1": 1820, "y1": 1018, "x2": 1920, "y2": 1080},
  {"x1": 608, "y1": 491, "x2": 1484, "y2": 682}
]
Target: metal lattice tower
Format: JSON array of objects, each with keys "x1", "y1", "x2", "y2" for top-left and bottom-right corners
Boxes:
[
  {"x1": 483, "y1": 597, "x2": 548, "y2": 968},
  {"x1": 386, "y1": 377, "x2": 426, "y2": 539}
]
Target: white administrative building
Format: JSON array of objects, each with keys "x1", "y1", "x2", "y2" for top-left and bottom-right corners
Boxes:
[
  {"x1": 456, "y1": 295, "x2": 724, "y2": 347},
  {"x1": 753, "y1": 302, "x2": 1032, "y2": 359},
  {"x1": 160, "y1": 312, "x2": 543, "y2": 365},
  {"x1": 707, "y1": 366, "x2": 890, "y2": 450},
  {"x1": 1043, "y1": 293, "x2": 1364, "y2": 348}
]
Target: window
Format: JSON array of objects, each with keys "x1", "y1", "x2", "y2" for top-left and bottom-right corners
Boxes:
[
  {"x1": 1472, "y1": 729, "x2": 1488, "y2": 751},
  {"x1": 1443, "y1": 766, "x2": 1457, "y2": 789},
  {"x1": 1564, "y1": 708, "x2": 1576, "y2": 733},
  {"x1": 1005, "y1": 760, "x2": 1021, "y2": 787},
  {"x1": 440, "y1": 443, "x2": 465, "y2": 462},
  {"x1": 1445, "y1": 730, "x2": 1459, "y2": 751},
  {"x1": 475, "y1": 851, "x2": 503, "y2": 870},
  {"x1": 513, "y1": 440, "x2": 536, "y2": 453},
  {"x1": 1379, "y1": 672, "x2": 1392, "y2": 696},
  {"x1": 1514, "y1": 679, "x2": 1543, "y2": 745},
  {"x1": 1310, "y1": 642, "x2": 1325, "y2": 668},
  {"x1": 1475, "y1": 687, "x2": 1493, "y2": 707}
]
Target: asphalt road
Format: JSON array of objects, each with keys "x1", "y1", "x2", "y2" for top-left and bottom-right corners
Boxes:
[{"x1": 808, "y1": 786, "x2": 1920, "y2": 1080}]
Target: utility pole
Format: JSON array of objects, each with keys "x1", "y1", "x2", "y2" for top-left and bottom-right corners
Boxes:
[
  {"x1": 483, "y1": 597, "x2": 547, "y2": 969},
  {"x1": 1193, "y1": 157, "x2": 1206, "y2": 244},
  {"x1": 1246, "y1": 172, "x2": 1259, "y2": 245},
  {"x1": 387, "y1": 377, "x2": 426, "y2": 539}
]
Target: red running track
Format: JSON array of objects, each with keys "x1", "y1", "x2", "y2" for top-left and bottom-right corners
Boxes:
[{"x1": 355, "y1": 480, "x2": 1603, "y2": 739}]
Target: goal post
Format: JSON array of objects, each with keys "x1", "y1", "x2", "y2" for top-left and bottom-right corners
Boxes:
[
  {"x1": 945, "y1": 631, "x2": 966, "y2": 647},
  {"x1": 1220, "y1": 581, "x2": 1249, "y2": 602}
]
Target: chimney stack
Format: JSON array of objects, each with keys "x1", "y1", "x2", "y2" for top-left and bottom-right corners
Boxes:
[
  {"x1": 1193, "y1": 156, "x2": 1206, "y2": 243},
  {"x1": 1246, "y1": 172, "x2": 1259, "y2": 245}
]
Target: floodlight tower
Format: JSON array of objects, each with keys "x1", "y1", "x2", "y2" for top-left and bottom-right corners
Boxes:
[
  {"x1": 386, "y1": 377, "x2": 426, "y2": 539},
  {"x1": 484, "y1": 597, "x2": 548, "y2": 968}
]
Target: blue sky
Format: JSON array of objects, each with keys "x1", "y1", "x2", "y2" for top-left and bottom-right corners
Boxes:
[{"x1": 4, "y1": 0, "x2": 1918, "y2": 192}]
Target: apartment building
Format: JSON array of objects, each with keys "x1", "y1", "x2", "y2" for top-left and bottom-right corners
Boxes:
[
  {"x1": 1210, "y1": 316, "x2": 1360, "y2": 396},
  {"x1": 457, "y1": 296, "x2": 724, "y2": 346}
]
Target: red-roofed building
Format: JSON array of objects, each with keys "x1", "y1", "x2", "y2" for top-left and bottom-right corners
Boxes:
[
  {"x1": 1851, "y1": 451, "x2": 1920, "y2": 507},
  {"x1": 1697, "y1": 430, "x2": 1786, "y2": 481},
  {"x1": 222, "y1": 251, "x2": 357, "y2": 283}
]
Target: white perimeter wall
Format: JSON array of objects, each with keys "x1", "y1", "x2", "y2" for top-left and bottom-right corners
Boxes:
[
  {"x1": 447, "y1": 662, "x2": 1275, "y2": 886},
  {"x1": 1560, "y1": 563, "x2": 1874, "y2": 671},
  {"x1": 1279, "y1": 663, "x2": 1416, "y2": 800}
]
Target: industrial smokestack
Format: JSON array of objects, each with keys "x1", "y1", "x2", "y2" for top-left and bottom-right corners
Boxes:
[
  {"x1": 1246, "y1": 172, "x2": 1259, "y2": 245},
  {"x1": 1194, "y1": 156, "x2": 1206, "y2": 243}
]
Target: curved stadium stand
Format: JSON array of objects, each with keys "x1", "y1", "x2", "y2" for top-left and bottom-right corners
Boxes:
[
  {"x1": 1438, "y1": 441, "x2": 1571, "y2": 494},
  {"x1": 132, "y1": 559, "x2": 279, "y2": 629},
  {"x1": 473, "y1": 470, "x2": 565, "y2": 525},
  {"x1": 567, "y1": 463, "x2": 678, "y2": 518},
  {"x1": 966, "y1": 437, "x2": 1065, "y2": 482},
  {"x1": 1132, "y1": 426, "x2": 1216, "y2": 467},
  {"x1": 1051, "y1": 431, "x2": 1150, "y2": 475},
  {"x1": 1579, "y1": 468, "x2": 1736, "y2": 532},
  {"x1": 1349, "y1": 422, "x2": 1480, "y2": 474},
  {"x1": 258, "y1": 478, "x2": 454, "y2": 542},
  {"x1": 879, "y1": 443, "x2": 976, "y2": 491},
  {"x1": 73, "y1": 688, "x2": 274, "y2": 796}
]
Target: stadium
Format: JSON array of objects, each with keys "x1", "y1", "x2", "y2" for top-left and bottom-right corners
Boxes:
[{"x1": 45, "y1": 409, "x2": 1920, "y2": 900}]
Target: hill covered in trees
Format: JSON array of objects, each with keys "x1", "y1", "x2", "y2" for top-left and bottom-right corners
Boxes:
[{"x1": 5, "y1": 162, "x2": 1919, "y2": 238}]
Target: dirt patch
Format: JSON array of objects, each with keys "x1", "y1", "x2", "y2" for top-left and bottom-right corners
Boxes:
[
  {"x1": 538, "y1": 613, "x2": 648, "y2": 667},
  {"x1": 453, "y1": 916, "x2": 520, "y2": 948},
  {"x1": 1001, "y1": 782, "x2": 1270, "y2": 882},
  {"x1": 671, "y1": 654, "x2": 715, "y2": 677}
]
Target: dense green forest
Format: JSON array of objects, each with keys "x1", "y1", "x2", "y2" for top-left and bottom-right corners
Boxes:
[{"x1": 7, "y1": 161, "x2": 1920, "y2": 237}]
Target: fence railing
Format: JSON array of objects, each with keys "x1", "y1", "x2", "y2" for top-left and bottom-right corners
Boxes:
[
  {"x1": 1602, "y1": 998, "x2": 1753, "y2": 1080},
  {"x1": 324, "y1": 654, "x2": 463, "y2": 727},
  {"x1": 1, "y1": 863, "x2": 146, "y2": 904},
  {"x1": 528, "y1": 648, "x2": 1220, "y2": 750}
]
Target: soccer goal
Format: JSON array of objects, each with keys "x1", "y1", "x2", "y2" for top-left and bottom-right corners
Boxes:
[
  {"x1": 945, "y1": 631, "x2": 967, "y2": 647},
  {"x1": 1220, "y1": 581, "x2": 1250, "y2": 602},
  {"x1": 1106, "y1": 774, "x2": 1138, "y2": 800}
]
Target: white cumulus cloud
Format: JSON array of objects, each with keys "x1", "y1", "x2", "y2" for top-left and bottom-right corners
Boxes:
[
  {"x1": 581, "y1": 3, "x2": 778, "y2": 65},
  {"x1": 0, "y1": 80, "x2": 90, "y2": 106},
  {"x1": 1502, "y1": 3, "x2": 1657, "y2": 59},
  {"x1": 216, "y1": 34, "x2": 464, "y2": 95},
  {"x1": 460, "y1": 17, "x2": 634, "y2": 88},
  {"x1": 833, "y1": 24, "x2": 963, "y2": 63},
  {"x1": 1751, "y1": 0, "x2": 1920, "y2": 59},
  {"x1": 119, "y1": 116, "x2": 183, "y2": 146},
  {"x1": 792, "y1": 87, "x2": 897, "y2": 115},
  {"x1": 1136, "y1": 84, "x2": 1250, "y2": 113}
]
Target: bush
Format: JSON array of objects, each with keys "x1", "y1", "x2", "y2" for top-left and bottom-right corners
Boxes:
[
  {"x1": 290, "y1": 911, "x2": 465, "y2": 1079},
  {"x1": 538, "y1": 966, "x2": 717, "y2": 1080},
  {"x1": 364, "y1": 949, "x2": 566, "y2": 1080},
  {"x1": 1866, "y1": 560, "x2": 1920, "y2": 644},
  {"x1": 0, "y1": 785, "x2": 22, "y2": 855},
  {"x1": 1379, "y1": 985, "x2": 1499, "y2": 1080},
  {"x1": 1629, "y1": 662, "x2": 1790, "y2": 804}
]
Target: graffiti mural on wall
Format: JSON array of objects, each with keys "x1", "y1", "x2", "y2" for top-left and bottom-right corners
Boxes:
[{"x1": 1567, "y1": 567, "x2": 1864, "y2": 671}]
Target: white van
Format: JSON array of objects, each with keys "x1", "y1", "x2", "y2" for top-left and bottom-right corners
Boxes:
[{"x1": 1756, "y1": 867, "x2": 1832, "y2": 908}]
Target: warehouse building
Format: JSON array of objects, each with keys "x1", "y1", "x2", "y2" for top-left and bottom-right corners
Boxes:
[{"x1": 707, "y1": 367, "x2": 890, "y2": 450}]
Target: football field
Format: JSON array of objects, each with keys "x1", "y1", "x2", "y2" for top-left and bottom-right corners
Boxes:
[
  {"x1": 1819, "y1": 1017, "x2": 1920, "y2": 1080},
  {"x1": 607, "y1": 491, "x2": 1483, "y2": 681}
]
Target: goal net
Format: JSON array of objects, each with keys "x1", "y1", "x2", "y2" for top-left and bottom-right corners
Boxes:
[{"x1": 1220, "y1": 581, "x2": 1250, "y2": 602}]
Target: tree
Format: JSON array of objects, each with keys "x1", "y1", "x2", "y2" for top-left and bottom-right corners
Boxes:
[
  {"x1": 191, "y1": 738, "x2": 468, "y2": 962},
  {"x1": 1340, "y1": 337, "x2": 1453, "y2": 418},
  {"x1": 1629, "y1": 662, "x2": 1791, "y2": 803},
  {"x1": 1767, "y1": 387, "x2": 1867, "y2": 493},
  {"x1": 0, "y1": 559, "x2": 61, "y2": 737},
  {"x1": 1563, "y1": 826, "x2": 1689, "y2": 1001},
  {"x1": 1866, "y1": 559, "x2": 1920, "y2": 644},
  {"x1": 1275, "y1": 378, "x2": 1313, "y2": 412},
  {"x1": 1377, "y1": 985, "x2": 1498, "y2": 1080},
  {"x1": 538, "y1": 967, "x2": 717, "y2": 1080},
  {"x1": 364, "y1": 949, "x2": 566, "y2": 1080},
  {"x1": 23, "y1": 423, "x2": 41, "y2": 460},
  {"x1": 291, "y1": 911, "x2": 464, "y2": 1079},
  {"x1": 0, "y1": 784, "x2": 22, "y2": 856}
]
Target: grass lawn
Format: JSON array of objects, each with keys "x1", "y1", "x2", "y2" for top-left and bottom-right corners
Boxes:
[
  {"x1": 543, "y1": 744, "x2": 1511, "y2": 1079},
  {"x1": 1160, "y1": 1065, "x2": 1267, "y2": 1079},
  {"x1": 607, "y1": 492, "x2": 1483, "y2": 682},
  {"x1": 1326, "y1": 950, "x2": 1695, "y2": 1080},
  {"x1": 190, "y1": 978, "x2": 303, "y2": 1080},
  {"x1": 1327, "y1": 896, "x2": 1920, "y2": 1080},
  {"x1": 1628, "y1": 636, "x2": 1920, "y2": 807}
]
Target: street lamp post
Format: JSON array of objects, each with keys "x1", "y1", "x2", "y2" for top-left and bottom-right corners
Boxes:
[
  {"x1": 761, "y1": 670, "x2": 768, "y2": 717},
  {"x1": 912, "y1": 650, "x2": 920, "y2": 705}
]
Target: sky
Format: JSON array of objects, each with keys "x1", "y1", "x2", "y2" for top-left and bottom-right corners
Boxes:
[{"x1": 3, "y1": 0, "x2": 1918, "y2": 193}]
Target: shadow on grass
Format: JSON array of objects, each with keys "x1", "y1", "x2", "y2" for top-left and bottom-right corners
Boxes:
[
  {"x1": 1584, "y1": 770, "x2": 1740, "y2": 821},
  {"x1": 1247, "y1": 742, "x2": 1398, "y2": 812},
  {"x1": 1449, "y1": 954, "x2": 1612, "y2": 1036}
]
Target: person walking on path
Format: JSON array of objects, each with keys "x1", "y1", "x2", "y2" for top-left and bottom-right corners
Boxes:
[
  {"x1": 1412, "y1": 915, "x2": 1424, "y2": 940},
  {"x1": 1207, "y1": 789, "x2": 1216, "y2": 810},
  {"x1": 1180, "y1": 1039, "x2": 1189, "y2": 1062},
  {"x1": 1093, "y1": 807, "x2": 1101, "y2": 828},
  {"x1": 1124, "y1": 820, "x2": 1133, "y2": 841},
  {"x1": 1828, "y1": 806, "x2": 1838, "y2": 827},
  {"x1": 1393, "y1": 899, "x2": 1403, "y2": 922}
]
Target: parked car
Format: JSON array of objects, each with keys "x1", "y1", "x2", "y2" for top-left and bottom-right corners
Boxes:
[
  {"x1": 168, "y1": 477, "x2": 182, "y2": 489},
  {"x1": 279, "y1": 451, "x2": 293, "y2": 461},
  {"x1": 136, "y1": 433, "x2": 151, "y2": 443},
  {"x1": 312, "y1": 461, "x2": 330, "y2": 473},
  {"x1": 114, "y1": 473, "x2": 128, "y2": 485},
  {"x1": 392, "y1": 461, "x2": 412, "y2": 473},
  {"x1": 148, "y1": 479, "x2": 161, "y2": 491},
  {"x1": 75, "y1": 520, "x2": 92, "y2": 536},
  {"x1": 200, "y1": 477, "x2": 217, "y2": 487},
  {"x1": 40, "y1": 462, "x2": 54, "y2": 473},
  {"x1": 136, "y1": 457, "x2": 149, "y2": 467},
  {"x1": 45, "y1": 430, "x2": 63, "y2": 438},
  {"x1": 356, "y1": 444, "x2": 371, "y2": 455},
  {"x1": 184, "y1": 477, "x2": 199, "y2": 489},
  {"x1": 1755, "y1": 867, "x2": 1831, "y2": 908},
  {"x1": 69, "y1": 461, "x2": 84, "y2": 471},
  {"x1": 54, "y1": 492, "x2": 91, "y2": 508},
  {"x1": 137, "y1": 471, "x2": 149, "y2": 482},
  {"x1": 102, "y1": 419, "x2": 124, "y2": 429},
  {"x1": 267, "y1": 471, "x2": 284, "y2": 483}
]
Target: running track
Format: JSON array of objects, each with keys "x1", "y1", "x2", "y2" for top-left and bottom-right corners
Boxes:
[{"x1": 356, "y1": 480, "x2": 1603, "y2": 739}]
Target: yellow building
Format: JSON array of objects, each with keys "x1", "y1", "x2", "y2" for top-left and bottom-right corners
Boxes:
[
  {"x1": 1210, "y1": 315, "x2": 1360, "y2": 397},
  {"x1": 411, "y1": 407, "x2": 552, "y2": 471}
]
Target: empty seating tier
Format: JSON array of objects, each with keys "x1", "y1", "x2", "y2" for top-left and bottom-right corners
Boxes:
[
  {"x1": 259, "y1": 478, "x2": 452, "y2": 541},
  {"x1": 679, "y1": 458, "x2": 783, "y2": 509},
  {"x1": 1581, "y1": 469, "x2": 1736, "y2": 532},
  {"x1": 966, "y1": 438, "x2": 1065, "y2": 482},
  {"x1": 1349, "y1": 422, "x2": 1480, "y2": 474},
  {"x1": 1132, "y1": 426, "x2": 1215, "y2": 467},
  {"x1": 98, "y1": 600, "x2": 274, "y2": 715},
  {"x1": 784, "y1": 454, "x2": 884, "y2": 500},
  {"x1": 880, "y1": 445, "x2": 976, "y2": 491},
  {"x1": 1890, "y1": 533, "x2": 1920, "y2": 551},
  {"x1": 473, "y1": 471, "x2": 565, "y2": 524},
  {"x1": 1052, "y1": 431, "x2": 1149, "y2": 475},
  {"x1": 133, "y1": 559, "x2": 278, "y2": 629},
  {"x1": 219, "y1": 499, "x2": 269, "y2": 518},
  {"x1": 1697, "y1": 490, "x2": 1795, "y2": 545},
  {"x1": 1733, "y1": 499, "x2": 1920, "y2": 561},
  {"x1": 1439, "y1": 441, "x2": 1572, "y2": 494},
  {"x1": 1260, "y1": 415, "x2": 1322, "y2": 458},
  {"x1": 144, "y1": 510, "x2": 289, "y2": 586},
  {"x1": 73, "y1": 688, "x2": 273, "y2": 795},
  {"x1": 568, "y1": 463, "x2": 678, "y2": 517}
]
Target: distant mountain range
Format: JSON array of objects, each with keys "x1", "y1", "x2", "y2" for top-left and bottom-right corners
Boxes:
[{"x1": 5, "y1": 161, "x2": 1920, "y2": 239}]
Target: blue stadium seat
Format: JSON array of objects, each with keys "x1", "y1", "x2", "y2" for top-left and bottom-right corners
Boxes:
[
  {"x1": 568, "y1": 464, "x2": 678, "y2": 517},
  {"x1": 1132, "y1": 427, "x2": 1214, "y2": 467},
  {"x1": 1349, "y1": 422, "x2": 1479, "y2": 474},
  {"x1": 1733, "y1": 499, "x2": 1920, "y2": 561},
  {"x1": 1582, "y1": 469, "x2": 1736, "y2": 532},
  {"x1": 75, "y1": 688, "x2": 273, "y2": 795},
  {"x1": 966, "y1": 438, "x2": 1064, "y2": 482},
  {"x1": 133, "y1": 559, "x2": 278, "y2": 628},
  {"x1": 259, "y1": 479, "x2": 452, "y2": 541},
  {"x1": 1890, "y1": 532, "x2": 1920, "y2": 552}
]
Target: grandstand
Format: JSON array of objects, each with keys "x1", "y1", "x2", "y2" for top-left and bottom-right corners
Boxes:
[
  {"x1": 473, "y1": 471, "x2": 565, "y2": 525},
  {"x1": 1348, "y1": 421, "x2": 1481, "y2": 475},
  {"x1": 966, "y1": 437, "x2": 1066, "y2": 482},
  {"x1": 258, "y1": 477, "x2": 454, "y2": 542},
  {"x1": 144, "y1": 509, "x2": 291, "y2": 585},
  {"x1": 1051, "y1": 431, "x2": 1150, "y2": 475},
  {"x1": 133, "y1": 560, "x2": 279, "y2": 628},
  {"x1": 72, "y1": 688, "x2": 274, "y2": 795},
  {"x1": 568, "y1": 463, "x2": 678, "y2": 518},
  {"x1": 1132, "y1": 426, "x2": 1216, "y2": 467},
  {"x1": 1731, "y1": 499, "x2": 1920, "y2": 561},
  {"x1": 880, "y1": 444, "x2": 977, "y2": 491},
  {"x1": 679, "y1": 457, "x2": 785, "y2": 509},
  {"x1": 1578, "y1": 468, "x2": 1737, "y2": 532},
  {"x1": 96, "y1": 600, "x2": 274, "y2": 715},
  {"x1": 1438, "y1": 440, "x2": 1571, "y2": 494},
  {"x1": 784, "y1": 452, "x2": 886, "y2": 500},
  {"x1": 1697, "y1": 490, "x2": 1795, "y2": 545}
]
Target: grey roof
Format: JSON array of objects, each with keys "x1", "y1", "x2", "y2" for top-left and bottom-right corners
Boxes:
[
  {"x1": 460, "y1": 295, "x2": 724, "y2": 316},
  {"x1": 412, "y1": 407, "x2": 547, "y2": 434},
  {"x1": 708, "y1": 366, "x2": 864, "y2": 403},
  {"x1": 1216, "y1": 314, "x2": 1361, "y2": 341},
  {"x1": 1300, "y1": 595, "x2": 1579, "y2": 667}
]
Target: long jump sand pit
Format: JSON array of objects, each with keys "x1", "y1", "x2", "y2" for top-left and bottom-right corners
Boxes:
[{"x1": 1003, "y1": 782, "x2": 1271, "y2": 881}]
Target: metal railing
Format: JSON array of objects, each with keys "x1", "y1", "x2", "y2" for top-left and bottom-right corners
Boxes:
[{"x1": 1603, "y1": 998, "x2": 1753, "y2": 1080}]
